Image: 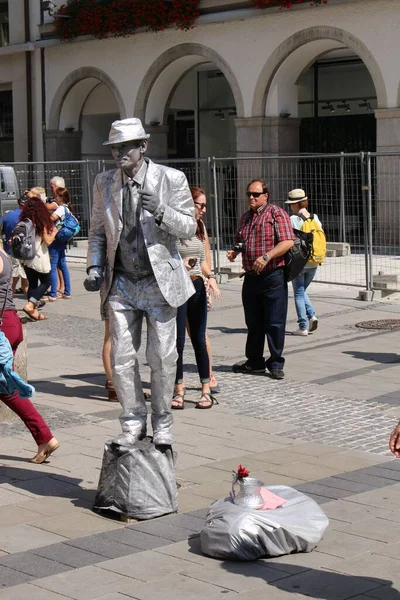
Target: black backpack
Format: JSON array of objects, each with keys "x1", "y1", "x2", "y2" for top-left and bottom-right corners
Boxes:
[
  {"x1": 10, "y1": 219, "x2": 36, "y2": 261},
  {"x1": 284, "y1": 228, "x2": 313, "y2": 282}
]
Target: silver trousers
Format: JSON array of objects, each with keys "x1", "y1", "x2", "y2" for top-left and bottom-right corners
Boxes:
[{"x1": 108, "y1": 273, "x2": 177, "y2": 445}]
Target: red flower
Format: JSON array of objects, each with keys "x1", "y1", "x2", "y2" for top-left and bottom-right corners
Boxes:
[{"x1": 237, "y1": 464, "x2": 250, "y2": 479}]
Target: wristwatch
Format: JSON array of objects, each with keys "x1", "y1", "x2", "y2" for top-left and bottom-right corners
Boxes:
[{"x1": 263, "y1": 253, "x2": 270, "y2": 262}]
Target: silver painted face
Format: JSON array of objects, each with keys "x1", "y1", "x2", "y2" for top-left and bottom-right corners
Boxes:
[{"x1": 111, "y1": 141, "x2": 147, "y2": 173}]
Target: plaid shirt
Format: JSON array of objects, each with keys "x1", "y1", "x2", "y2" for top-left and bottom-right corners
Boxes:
[{"x1": 234, "y1": 202, "x2": 294, "y2": 273}]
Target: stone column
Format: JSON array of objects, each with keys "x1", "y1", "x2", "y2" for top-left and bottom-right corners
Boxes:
[
  {"x1": 44, "y1": 130, "x2": 82, "y2": 161},
  {"x1": 145, "y1": 125, "x2": 169, "y2": 160},
  {"x1": 234, "y1": 116, "x2": 301, "y2": 210},
  {"x1": 375, "y1": 109, "x2": 400, "y2": 246}
]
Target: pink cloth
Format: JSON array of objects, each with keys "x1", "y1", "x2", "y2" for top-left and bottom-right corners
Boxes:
[{"x1": 259, "y1": 487, "x2": 287, "y2": 510}]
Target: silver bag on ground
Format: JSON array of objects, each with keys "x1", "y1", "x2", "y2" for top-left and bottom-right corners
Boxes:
[
  {"x1": 200, "y1": 485, "x2": 329, "y2": 560},
  {"x1": 93, "y1": 437, "x2": 178, "y2": 520}
]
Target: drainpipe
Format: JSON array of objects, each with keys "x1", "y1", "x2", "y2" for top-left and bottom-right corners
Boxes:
[{"x1": 24, "y1": 0, "x2": 33, "y2": 161}]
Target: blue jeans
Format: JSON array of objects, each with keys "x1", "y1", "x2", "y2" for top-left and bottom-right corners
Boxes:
[
  {"x1": 49, "y1": 241, "x2": 71, "y2": 298},
  {"x1": 242, "y1": 268, "x2": 288, "y2": 371},
  {"x1": 292, "y1": 267, "x2": 317, "y2": 331},
  {"x1": 175, "y1": 277, "x2": 209, "y2": 384}
]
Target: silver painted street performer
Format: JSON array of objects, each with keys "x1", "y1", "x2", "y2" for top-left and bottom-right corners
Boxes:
[{"x1": 84, "y1": 118, "x2": 196, "y2": 447}]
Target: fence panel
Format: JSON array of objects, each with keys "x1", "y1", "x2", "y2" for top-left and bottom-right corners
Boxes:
[
  {"x1": 212, "y1": 154, "x2": 368, "y2": 288},
  {"x1": 368, "y1": 152, "x2": 400, "y2": 291}
]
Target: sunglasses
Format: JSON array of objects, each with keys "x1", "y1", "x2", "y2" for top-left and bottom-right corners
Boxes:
[
  {"x1": 246, "y1": 191, "x2": 265, "y2": 198},
  {"x1": 195, "y1": 202, "x2": 206, "y2": 210}
]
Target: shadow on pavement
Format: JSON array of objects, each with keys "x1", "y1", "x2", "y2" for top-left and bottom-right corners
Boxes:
[
  {"x1": 0, "y1": 465, "x2": 95, "y2": 507},
  {"x1": 30, "y1": 380, "x2": 108, "y2": 401},
  {"x1": 343, "y1": 351, "x2": 400, "y2": 364},
  {"x1": 187, "y1": 537, "x2": 395, "y2": 598}
]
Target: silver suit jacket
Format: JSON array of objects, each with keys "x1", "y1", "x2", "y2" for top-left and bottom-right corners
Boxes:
[{"x1": 87, "y1": 158, "x2": 197, "y2": 309}]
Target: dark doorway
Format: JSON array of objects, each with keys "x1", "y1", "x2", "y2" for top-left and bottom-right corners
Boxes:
[{"x1": 300, "y1": 114, "x2": 376, "y2": 153}]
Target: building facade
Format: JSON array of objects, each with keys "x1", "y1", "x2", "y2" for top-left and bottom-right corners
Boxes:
[{"x1": 1, "y1": 0, "x2": 399, "y2": 162}]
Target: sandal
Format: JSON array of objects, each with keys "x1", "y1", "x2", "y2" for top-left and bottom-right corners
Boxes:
[
  {"x1": 195, "y1": 393, "x2": 219, "y2": 410},
  {"x1": 22, "y1": 309, "x2": 48, "y2": 321},
  {"x1": 171, "y1": 392, "x2": 185, "y2": 410}
]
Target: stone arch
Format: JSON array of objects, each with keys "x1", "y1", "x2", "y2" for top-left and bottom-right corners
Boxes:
[
  {"x1": 134, "y1": 43, "x2": 245, "y2": 123},
  {"x1": 48, "y1": 66, "x2": 126, "y2": 130},
  {"x1": 252, "y1": 26, "x2": 388, "y2": 117}
]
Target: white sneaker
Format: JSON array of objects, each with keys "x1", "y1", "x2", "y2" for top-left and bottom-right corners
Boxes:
[
  {"x1": 293, "y1": 329, "x2": 308, "y2": 336},
  {"x1": 309, "y1": 316, "x2": 318, "y2": 333}
]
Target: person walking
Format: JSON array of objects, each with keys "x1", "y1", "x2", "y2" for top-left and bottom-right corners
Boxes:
[
  {"x1": 2, "y1": 194, "x2": 29, "y2": 296},
  {"x1": 0, "y1": 245, "x2": 59, "y2": 463},
  {"x1": 286, "y1": 188, "x2": 323, "y2": 336},
  {"x1": 48, "y1": 187, "x2": 73, "y2": 301},
  {"x1": 172, "y1": 187, "x2": 221, "y2": 410},
  {"x1": 20, "y1": 197, "x2": 57, "y2": 321},
  {"x1": 84, "y1": 118, "x2": 196, "y2": 446},
  {"x1": 389, "y1": 420, "x2": 400, "y2": 457},
  {"x1": 227, "y1": 179, "x2": 294, "y2": 380}
]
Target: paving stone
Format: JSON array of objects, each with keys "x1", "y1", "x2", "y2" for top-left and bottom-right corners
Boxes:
[
  {"x1": 322, "y1": 500, "x2": 391, "y2": 524},
  {"x1": 344, "y1": 484, "x2": 400, "y2": 510},
  {"x1": 0, "y1": 524, "x2": 67, "y2": 553},
  {"x1": 127, "y1": 520, "x2": 196, "y2": 543},
  {"x1": 15, "y1": 497, "x2": 93, "y2": 517},
  {"x1": 32, "y1": 511, "x2": 124, "y2": 539},
  {"x1": 332, "y1": 472, "x2": 398, "y2": 488},
  {"x1": 10, "y1": 476, "x2": 89, "y2": 500},
  {"x1": 315, "y1": 477, "x2": 375, "y2": 495},
  {"x1": 234, "y1": 586, "x2": 322, "y2": 600},
  {"x1": 275, "y1": 568, "x2": 384, "y2": 599},
  {"x1": 154, "y1": 537, "x2": 224, "y2": 567},
  {"x1": 117, "y1": 572, "x2": 237, "y2": 600},
  {"x1": 263, "y1": 462, "x2": 343, "y2": 482},
  {"x1": 0, "y1": 565, "x2": 34, "y2": 589},
  {"x1": 372, "y1": 541, "x2": 400, "y2": 560},
  {"x1": 294, "y1": 483, "x2": 350, "y2": 500},
  {"x1": 327, "y1": 553, "x2": 400, "y2": 587},
  {"x1": 259, "y1": 550, "x2": 342, "y2": 574},
  {"x1": 0, "y1": 505, "x2": 39, "y2": 526},
  {"x1": 317, "y1": 529, "x2": 388, "y2": 559},
  {"x1": 362, "y1": 466, "x2": 400, "y2": 482},
  {"x1": 0, "y1": 583, "x2": 67, "y2": 599},
  {"x1": 176, "y1": 491, "x2": 215, "y2": 512},
  {"x1": 65, "y1": 534, "x2": 142, "y2": 559},
  {"x1": 372, "y1": 460, "x2": 400, "y2": 472},
  {"x1": 31, "y1": 565, "x2": 129, "y2": 600},
  {"x1": 150, "y1": 513, "x2": 205, "y2": 533},
  {"x1": 366, "y1": 584, "x2": 400, "y2": 599},
  {"x1": 103, "y1": 528, "x2": 173, "y2": 550},
  {"x1": 31, "y1": 542, "x2": 107, "y2": 568},
  {"x1": 99, "y1": 549, "x2": 197, "y2": 581},
  {"x1": 176, "y1": 465, "x2": 232, "y2": 485},
  {"x1": 332, "y1": 517, "x2": 400, "y2": 543},
  {"x1": 0, "y1": 552, "x2": 71, "y2": 578},
  {"x1": 180, "y1": 560, "x2": 291, "y2": 592},
  {"x1": 186, "y1": 508, "x2": 209, "y2": 520}
]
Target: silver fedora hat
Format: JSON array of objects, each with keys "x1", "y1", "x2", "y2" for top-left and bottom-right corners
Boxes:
[{"x1": 103, "y1": 118, "x2": 150, "y2": 146}]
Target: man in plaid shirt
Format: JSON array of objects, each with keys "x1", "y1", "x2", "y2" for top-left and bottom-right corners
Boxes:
[{"x1": 227, "y1": 179, "x2": 294, "y2": 380}]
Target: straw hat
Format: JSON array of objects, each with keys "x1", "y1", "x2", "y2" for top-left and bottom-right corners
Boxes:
[
  {"x1": 103, "y1": 118, "x2": 150, "y2": 146},
  {"x1": 285, "y1": 189, "x2": 308, "y2": 204}
]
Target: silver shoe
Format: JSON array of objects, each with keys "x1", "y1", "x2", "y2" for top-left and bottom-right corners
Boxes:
[
  {"x1": 152, "y1": 432, "x2": 174, "y2": 446},
  {"x1": 112, "y1": 432, "x2": 140, "y2": 446}
]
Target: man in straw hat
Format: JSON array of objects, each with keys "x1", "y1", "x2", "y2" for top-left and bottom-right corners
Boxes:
[{"x1": 84, "y1": 118, "x2": 196, "y2": 446}]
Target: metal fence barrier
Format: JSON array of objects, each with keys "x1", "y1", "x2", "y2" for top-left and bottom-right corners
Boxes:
[{"x1": 2, "y1": 153, "x2": 400, "y2": 292}]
